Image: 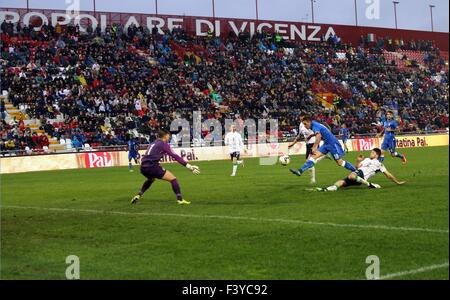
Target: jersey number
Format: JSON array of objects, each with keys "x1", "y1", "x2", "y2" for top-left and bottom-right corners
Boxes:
[{"x1": 145, "y1": 144, "x2": 155, "y2": 156}]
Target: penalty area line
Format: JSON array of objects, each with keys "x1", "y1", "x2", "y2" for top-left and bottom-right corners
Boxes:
[
  {"x1": 1, "y1": 205, "x2": 449, "y2": 234},
  {"x1": 377, "y1": 262, "x2": 449, "y2": 280}
]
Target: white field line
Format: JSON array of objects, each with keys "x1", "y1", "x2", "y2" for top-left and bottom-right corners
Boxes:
[
  {"x1": 378, "y1": 262, "x2": 449, "y2": 280},
  {"x1": 2, "y1": 205, "x2": 449, "y2": 234}
]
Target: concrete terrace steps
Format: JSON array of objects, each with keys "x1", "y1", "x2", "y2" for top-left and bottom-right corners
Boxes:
[
  {"x1": 3, "y1": 100, "x2": 26, "y2": 120},
  {"x1": 49, "y1": 144, "x2": 66, "y2": 151},
  {"x1": 2, "y1": 98, "x2": 60, "y2": 146},
  {"x1": 24, "y1": 117, "x2": 62, "y2": 145}
]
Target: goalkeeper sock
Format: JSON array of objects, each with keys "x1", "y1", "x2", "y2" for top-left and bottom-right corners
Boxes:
[
  {"x1": 129, "y1": 162, "x2": 133, "y2": 170},
  {"x1": 170, "y1": 179, "x2": 182, "y2": 200},
  {"x1": 139, "y1": 178, "x2": 155, "y2": 196}
]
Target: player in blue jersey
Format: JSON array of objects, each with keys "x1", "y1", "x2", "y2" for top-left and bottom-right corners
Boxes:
[
  {"x1": 378, "y1": 110, "x2": 407, "y2": 164},
  {"x1": 290, "y1": 115, "x2": 356, "y2": 177},
  {"x1": 339, "y1": 123, "x2": 349, "y2": 153},
  {"x1": 128, "y1": 137, "x2": 141, "y2": 172}
]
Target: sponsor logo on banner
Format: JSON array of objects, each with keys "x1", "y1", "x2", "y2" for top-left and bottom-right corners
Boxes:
[
  {"x1": 269, "y1": 142, "x2": 280, "y2": 156},
  {"x1": 84, "y1": 152, "x2": 113, "y2": 168},
  {"x1": 396, "y1": 136, "x2": 429, "y2": 148},
  {"x1": 353, "y1": 138, "x2": 379, "y2": 151},
  {"x1": 158, "y1": 148, "x2": 199, "y2": 163},
  {"x1": 78, "y1": 151, "x2": 123, "y2": 168}
]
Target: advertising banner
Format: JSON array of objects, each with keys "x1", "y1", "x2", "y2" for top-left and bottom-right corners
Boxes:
[
  {"x1": 0, "y1": 152, "x2": 78, "y2": 173},
  {"x1": 351, "y1": 138, "x2": 380, "y2": 151},
  {"x1": 76, "y1": 151, "x2": 123, "y2": 168},
  {"x1": 0, "y1": 135, "x2": 448, "y2": 174},
  {"x1": 394, "y1": 134, "x2": 449, "y2": 149},
  {"x1": 0, "y1": 8, "x2": 448, "y2": 50}
]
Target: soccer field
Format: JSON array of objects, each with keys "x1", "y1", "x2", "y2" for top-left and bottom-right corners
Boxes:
[{"x1": 1, "y1": 146, "x2": 448, "y2": 280}]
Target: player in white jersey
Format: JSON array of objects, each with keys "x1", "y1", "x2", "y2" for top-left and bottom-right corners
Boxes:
[
  {"x1": 288, "y1": 115, "x2": 325, "y2": 184},
  {"x1": 224, "y1": 124, "x2": 245, "y2": 176},
  {"x1": 317, "y1": 148, "x2": 405, "y2": 191}
]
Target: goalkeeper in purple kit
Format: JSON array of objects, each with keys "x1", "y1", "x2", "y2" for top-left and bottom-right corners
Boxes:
[{"x1": 131, "y1": 129, "x2": 200, "y2": 205}]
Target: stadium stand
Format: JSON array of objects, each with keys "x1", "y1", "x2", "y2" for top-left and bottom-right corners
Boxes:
[{"x1": 0, "y1": 20, "x2": 448, "y2": 154}]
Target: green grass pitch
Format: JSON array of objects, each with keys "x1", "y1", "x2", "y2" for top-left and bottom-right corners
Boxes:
[{"x1": 1, "y1": 146, "x2": 448, "y2": 279}]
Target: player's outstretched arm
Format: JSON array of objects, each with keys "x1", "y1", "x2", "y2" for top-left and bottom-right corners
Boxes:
[
  {"x1": 356, "y1": 155, "x2": 364, "y2": 168},
  {"x1": 383, "y1": 170, "x2": 405, "y2": 185},
  {"x1": 288, "y1": 135, "x2": 300, "y2": 148},
  {"x1": 376, "y1": 126, "x2": 384, "y2": 137},
  {"x1": 163, "y1": 143, "x2": 200, "y2": 174},
  {"x1": 312, "y1": 133, "x2": 321, "y2": 152},
  {"x1": 238, "y1": 135, "x2": 247, "y2": 153}
]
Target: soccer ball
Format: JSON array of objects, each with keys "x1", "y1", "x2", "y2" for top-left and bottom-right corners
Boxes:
[{"x1": 279, "y1": 155, "x2": 291, "y2": 166}]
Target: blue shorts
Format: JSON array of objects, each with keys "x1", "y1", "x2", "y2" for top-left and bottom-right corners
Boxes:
[
  {"x1": 318, "y1": 142, "x2": 344, "y2": 160},
  {"x1": 342, "y1": 137, "x2": 348, "y2": 144},
  {"x1": 128, "y1": 152, "x2": 139, "y2": 161},
  {"x1": 381, "y1": 137, "x2": 396, "y2": 153}
]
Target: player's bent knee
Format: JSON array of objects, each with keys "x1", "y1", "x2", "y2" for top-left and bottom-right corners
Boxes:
[
  {"x1": 312, "y1": 152, "x2": 323, "y2": 160},
  {"x1": 307, "y1": 157, "x2": 317, "y2": 164},
  {"x1": 162, "y1": 171, "x2": 176, "y2": 182}
]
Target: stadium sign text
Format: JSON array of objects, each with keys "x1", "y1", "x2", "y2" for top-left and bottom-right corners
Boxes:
[
  {"x1": 352, "y1": 138, "x2": 380, "y2": 151},
  {"x1": 161, "y1": 148, "x2": 198, "y2": 163},
  {"x1": 396, "y1": 136, "x2": 429, "y2": 148},
  {"x1": 0, "y1": 11, "x2": 336, "y2": 41},
  {"x1": 84, "y1": 152, "x2": 113, "y2": 168}
]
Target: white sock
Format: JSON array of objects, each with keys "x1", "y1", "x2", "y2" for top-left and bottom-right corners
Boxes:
[
  {"x1": 310, "y1": 167, "x2": 316, "y2": 181},
  {"x1": 326, "y1": 185, "x2": 338, "y2": 191},
  {"x1": 356, "y1": 176, "x2": 370, "y2": 186},
  {"x1": 232, "y1": 165, "x2": 237, "y2": 175}
]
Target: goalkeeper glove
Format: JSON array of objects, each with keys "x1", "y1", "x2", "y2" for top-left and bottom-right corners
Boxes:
[{"x1": 186, "y1": 163, "x2": 200, "y2": 175}]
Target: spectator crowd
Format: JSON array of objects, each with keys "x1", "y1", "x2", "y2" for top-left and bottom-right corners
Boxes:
[{"x1": 0, "y1": 19, "x2": 448, "y2": 153}]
